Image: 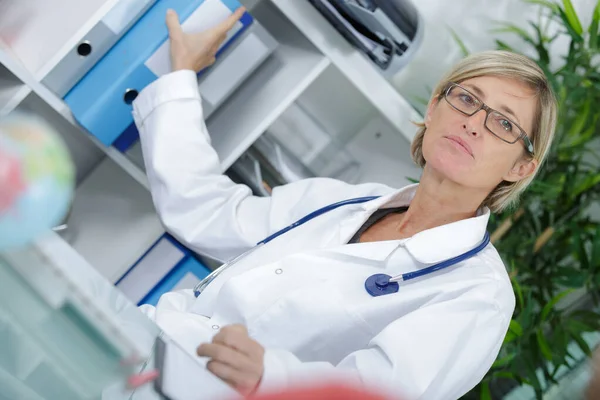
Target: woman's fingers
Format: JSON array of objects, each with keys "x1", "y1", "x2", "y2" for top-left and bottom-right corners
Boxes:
[
  {"x1": 216, "y1": 7, "x2": 246, "y2": 34},
  {"x1": 197, "y1": 324, "x2": 265, "y2": 395},
  {"x1": 165, "y1": 9, "x2": 183, "y2": 42},
  {"x1": 197, "y1": 342, "x2": 256, "y2": 372},
  {"x1": 206, "y1": 360, "x2": 261, "y2": 394},
  {"x1": 212, "y1": 324, "x2": 264, "y2": 361}
]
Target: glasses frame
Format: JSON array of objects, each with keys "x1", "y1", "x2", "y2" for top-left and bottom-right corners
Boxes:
[{"x1": 443, "y1": 82, "x2": 535, "y2": 155}]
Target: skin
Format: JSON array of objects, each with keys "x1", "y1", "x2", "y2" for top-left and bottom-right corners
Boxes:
[
  {"x1": 360, "y1": 76, "x2": 539, "y2": 242},
  {"x1": 166, "y1": 7, "x2": 539, "y2": 394}
]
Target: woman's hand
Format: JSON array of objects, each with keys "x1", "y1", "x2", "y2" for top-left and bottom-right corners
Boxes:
[
  {"x1": 197, "y1": 324, "x2": 265, "y2": 395},
  {"x1": 165, "y1": 7, "x2": 246, "y2": 73}
]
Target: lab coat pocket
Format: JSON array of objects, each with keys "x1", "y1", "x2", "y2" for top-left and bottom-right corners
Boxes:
[{"x1": 248, "y1": 280, "x2": 371, "y2": 365}]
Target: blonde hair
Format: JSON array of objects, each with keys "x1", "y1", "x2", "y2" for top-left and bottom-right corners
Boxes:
[{"x1": 411, "y1": 50, "x2": 558, "y2": 213}]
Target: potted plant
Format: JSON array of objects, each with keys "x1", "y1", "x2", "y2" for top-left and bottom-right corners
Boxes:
[{"x1": 456, "y1": 0, "x2": 600, "y2": 398}]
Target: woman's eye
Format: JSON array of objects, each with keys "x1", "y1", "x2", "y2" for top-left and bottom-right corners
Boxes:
[
  {"x1": 498, "y1": 118, "x2": 513, "y2": 131},
  {"x1": 459, "y1": 94, "x2": 476, "y2": 105}
]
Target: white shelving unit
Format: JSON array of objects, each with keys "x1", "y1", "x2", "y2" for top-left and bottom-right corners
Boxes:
[
  {"x1": 209, "y1": 2, "x2": 331, "y2": 169},
  {"x1": 0, "y1": 0, "x2": 422, "y2": 282},
  {"x1": 269, "y1": 0, "x2": 422, "y2": 143}
]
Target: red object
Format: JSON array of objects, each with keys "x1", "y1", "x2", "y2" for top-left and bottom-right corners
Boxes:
[
  {"x1": 246, "y1": 383, "x2": 394, "y2": 400},
  {"x1": 0, "y1": 150, "x2": 26, "y2": 213},
  {"x1": 127, "y1": 369, "x2": 160, "y2": 389}
]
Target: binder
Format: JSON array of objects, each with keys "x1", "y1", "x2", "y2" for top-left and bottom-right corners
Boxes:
[
  {"x1": 115, "y1": 234, "x2": 212, "y2": 306},
  {"x1": 64, "y1": 0, "x2": 252, "y2": 149},
  {"x1": 42, "y1": 0, "x2": 157, "y2": 97}
]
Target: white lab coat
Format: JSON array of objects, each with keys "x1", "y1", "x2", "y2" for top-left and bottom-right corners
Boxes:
[{"x1": 132, "y1": 70, "x2": 515, "y2": 400}]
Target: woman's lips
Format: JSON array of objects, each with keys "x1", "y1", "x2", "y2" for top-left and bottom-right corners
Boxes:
[{"x1": 446, "y1": 135, "x2": 473, "y2": 157}]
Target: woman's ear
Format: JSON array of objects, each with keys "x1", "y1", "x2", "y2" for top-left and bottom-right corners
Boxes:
[
  {"x1": 503, "y1": 157, "x2": 538, "y2": 182},
  {"x1": 425, "y1": 96, "x2": 440, "y2": 128}
]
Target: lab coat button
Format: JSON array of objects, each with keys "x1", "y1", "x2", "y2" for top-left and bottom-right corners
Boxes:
[
  {"x1": 275, "y1": 268, "x2": 283, "y2": 275},
  {"x1": 212, "y1": 325, "x2": 220, "y2": 330}
]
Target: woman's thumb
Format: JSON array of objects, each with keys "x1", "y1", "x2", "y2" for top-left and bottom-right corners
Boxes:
[{"x1": 166, "y1": 9, "x2": 183, "y2": 40}]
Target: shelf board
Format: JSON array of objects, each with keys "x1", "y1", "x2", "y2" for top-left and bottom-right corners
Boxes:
[
  {"x1": 63, "y1": 157, "x2": 164, "y2": 283},
  {"x1": 0, "y1": 43, "x2": 150, "y2": 189},
  {"x1": 207, "y1": 1, "x2": 331, "y2": 170},
  {"x1": 0, "y1": 0, "x2": 120, "y2": 79},
  {"x1": 269, "y1": 0, "x2": 422, "y2": 142},
  {"x1": 0, "y1": 73, "x2": 31, "y2": 116}
]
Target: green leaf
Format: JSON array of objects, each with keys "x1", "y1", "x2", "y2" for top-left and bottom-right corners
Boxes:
[
  {"x1": 509, "y1": 320, "x2": 524, "y2": 337},
  {"x1": 525, "y1": 0, "x2": 561, "y2": 13},
  {"x1": 492, "y1": 371, "x2": 517, "y2": 380},
  {"x1": 570, "y1": 310, "x2": 600, "y2": 330},
  {"x1": 556, "y1": 267, "x2": 587, "y2": 287},
  {"x1": 495, "y1": 39, "x2": 516, "y2": 52},
  {"x1": 448, "y1": 27, "x2": 470, "y2": 57},
  {"x1": 569, "y1": 331, "x2": 592, "y2": 355},
  {"x1": 492, "y1": 23, "x2": 536, "y2": 46},
  {"x1": 493, "y1": 353, "x2": 516, "y2": 368},
  {"x1": 511, "y1": 275, "x2": 524, "y2": 309},
  {"x1": 562, "y1": 0, "x2": 584, "y2": 35},
  {"x1": 558, "y1": 7, "x2": 584, "y2": 41},
  {"x1": 480, "y1": 381, "x2": 492, "y2": 400},
  {"x1": 537, "y1": 329, "x2": 554, "y2": 361},
  {"x1": 574, "y1": 173, "x2": 600, "y2": 197},
  {"x1": 504, "y1": 330, "x2": 518, "y2": 344},
  {"x1": 591, "y1": 225, "x2": 600, "y2": 267},
  {"x1": 540, "y1": 289, "x2": 575, "y2": 321},
  {"x1": 590, "y1": 2, "x2": 600, "y2": 47},
  {"x1": 567, "y1": 97, "x2": 591, "y2": 138}
]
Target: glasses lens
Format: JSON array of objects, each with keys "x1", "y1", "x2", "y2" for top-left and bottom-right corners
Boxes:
[
  {"x1": 486, "y1": 111, "x2": 521, "y2": 143},
  {"x1": 446, "y1": 86, "x2": 481, "y2": 114}
]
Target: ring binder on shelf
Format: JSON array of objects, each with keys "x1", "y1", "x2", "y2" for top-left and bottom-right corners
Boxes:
[
  {"x1": 64, "y1": 0, "x2": 252, "y2": 151},
  {"x1": 115, "y1": 234, "x2": 212, "y2": 307}
]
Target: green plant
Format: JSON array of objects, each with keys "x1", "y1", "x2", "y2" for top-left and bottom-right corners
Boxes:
[{"x1": 458, "y1": 0, "x2": 600, "y2": 398}]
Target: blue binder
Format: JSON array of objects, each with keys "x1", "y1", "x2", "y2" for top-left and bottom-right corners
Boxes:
[
  {"x1": 64, "y1": 0, "x2": 252, "y2": 151},
  {"x1": 115, "y1": 234, "x2": 212, "y2": 306}
]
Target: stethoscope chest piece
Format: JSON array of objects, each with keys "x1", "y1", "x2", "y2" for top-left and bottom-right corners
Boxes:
[{"x1": 365, "y1": 274, "x2": 399, "y2": 297}]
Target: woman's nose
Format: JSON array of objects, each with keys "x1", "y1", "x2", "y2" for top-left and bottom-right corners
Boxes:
[{"x1": 463, "y1": 109, "x2": 486, "y2": 137}]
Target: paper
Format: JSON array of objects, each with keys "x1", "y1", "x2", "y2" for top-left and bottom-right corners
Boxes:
[
  {"x1": 116, "y1": 238, "x2": 186, "y2": 304},
  {"x1": 156, "y1": 337, "x2": 239, "y2": 400},
  {"x1": 145, "y1": 0, "x2": 243, "y2": 77},
  {"x1": 198, "y1": 32, "x2": 269, "y2": 106},
  {"x1": 102, "y1": 0, "x2": 156, "y2": 35},
  {"x1": 171, "y1": 272, "x2": 201, "y2": 291}
]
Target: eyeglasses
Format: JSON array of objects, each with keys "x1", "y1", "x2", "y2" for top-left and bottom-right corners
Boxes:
[{"x1": 443, "y1": 82, "x2": 534, "y2": 155}]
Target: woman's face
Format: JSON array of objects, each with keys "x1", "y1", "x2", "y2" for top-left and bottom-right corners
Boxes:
[{"x1": 422, "y1": 76, "x2": 538, "y2": 192}]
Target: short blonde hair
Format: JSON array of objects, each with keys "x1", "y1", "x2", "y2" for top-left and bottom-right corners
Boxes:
[{"x1": 411, "y1": 50, "x2": 558, "y2": 213}]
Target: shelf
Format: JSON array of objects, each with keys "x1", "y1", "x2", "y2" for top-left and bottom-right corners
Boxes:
[
  {"x1": 0, "y1": 0, "x2": 120, "y2": 79},
  {"x1": 0, "y1": 63, "x2": 31, "y2": 116},
  {"x1": 1, "y1": 39, "x2": 150, "y2": 189},
  {"x1": 269, "y1": 0, "x2": 422, "y2": 142},
  {"x1": 60, "y1": 157, "x2": 164, "y2": 283},
  {"x1": 207, "y1": 1, "x2": 331, "y2": 170}
]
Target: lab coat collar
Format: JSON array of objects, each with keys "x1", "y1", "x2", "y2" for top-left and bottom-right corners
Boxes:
[{"x1": 342, "y1": 184, "x2": 491, "y2": 264}]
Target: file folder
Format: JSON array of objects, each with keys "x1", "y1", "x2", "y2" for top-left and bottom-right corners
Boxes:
[
  {"x1": 115, "y1": 234, "x2": 211, "y2": 307},
  {"x1": 42, "y1": 0, "x2": 157, "y2": 97},
  {"x1": 64, "y1": 0, "x2": 252, "y2": 149}
]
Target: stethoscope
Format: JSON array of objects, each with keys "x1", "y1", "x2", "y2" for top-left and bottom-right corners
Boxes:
[{"x1": 193, "y1": 196, "x2": 491, "y2": 298}]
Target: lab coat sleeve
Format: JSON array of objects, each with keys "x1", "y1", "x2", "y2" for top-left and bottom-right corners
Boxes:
[
  {"x1": 258, "y1": 290, "x2": 512, "y2": 400},
  {"x1": 132, "y1": 70, "x2": 391, "y2": 261}
]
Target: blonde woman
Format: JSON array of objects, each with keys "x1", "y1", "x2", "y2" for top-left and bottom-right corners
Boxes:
[{"x1": 133, "y1": 9, "x2": 557, "y2": 399}]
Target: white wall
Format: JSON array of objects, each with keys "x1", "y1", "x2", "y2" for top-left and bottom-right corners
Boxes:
[{"x1": 392, "y1": 0, "x2": 597, "y2": 113}]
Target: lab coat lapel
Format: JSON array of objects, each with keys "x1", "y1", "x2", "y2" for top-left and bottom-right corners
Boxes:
[{"x1": 336, "y1": 191, "x2": 407, "y2": 244}]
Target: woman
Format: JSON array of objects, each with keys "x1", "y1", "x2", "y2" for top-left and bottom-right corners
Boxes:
[{"x1": 134, "y1": 8, "x2": 557, "y2": 400}]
